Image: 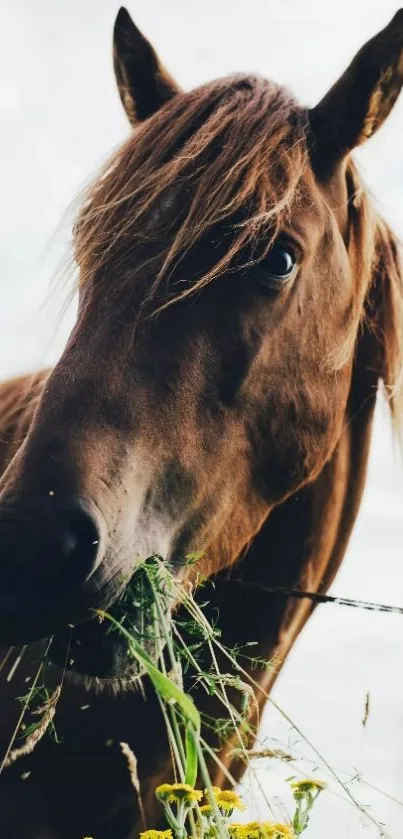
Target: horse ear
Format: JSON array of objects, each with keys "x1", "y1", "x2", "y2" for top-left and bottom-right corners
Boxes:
[
  {"x1": 113, "y1": 7, "x2": 180, "y2": 126},
  {"x1": 309, "y1": 11, "x2": 403, "y2": 172}
]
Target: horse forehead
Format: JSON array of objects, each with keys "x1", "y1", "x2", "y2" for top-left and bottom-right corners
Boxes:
[
  {"x1": 143, "y1": 135, "x2": 335, "y2": 239},
  {"x1": 314, "y1": 166, "x2": 350, "y2": 240},
  {"x1": 145, "y1": 187, "x2": 178, "y2": 230},
  {"x1": 284, "y1": 168, "x2": 332, "y2": 238},
  {"x1": 145, "y1": 167, "x2": 324, "y2": 228}
]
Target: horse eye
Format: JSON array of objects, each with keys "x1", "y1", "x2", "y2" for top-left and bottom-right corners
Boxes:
[{"x1": 256, "y1": 241, "x2": 298, "y2": 290}]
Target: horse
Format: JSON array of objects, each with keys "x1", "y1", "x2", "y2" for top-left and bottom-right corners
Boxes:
[{"x1": 0, "y1": 7, "x2": 402, "y2": 838}]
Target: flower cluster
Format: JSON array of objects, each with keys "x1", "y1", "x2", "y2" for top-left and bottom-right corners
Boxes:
[
  {"x1": 200, "y1": 787, "x2": 296, "y2": 838},
  {"x1": 140, "y1": 777, "x2": 326, "y2": 839},
  {"x1": 154, "y1": 783, "x2": 204, "y2": 839}
]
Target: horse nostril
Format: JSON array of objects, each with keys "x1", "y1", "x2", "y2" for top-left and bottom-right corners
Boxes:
[{"x1": 58, "y1": 500, "x2": 101, "y2": 586}]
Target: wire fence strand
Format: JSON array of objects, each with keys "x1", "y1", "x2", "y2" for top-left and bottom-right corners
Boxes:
[{"x1": 231, "y1": 580, "x2": 403, "y2": 616}]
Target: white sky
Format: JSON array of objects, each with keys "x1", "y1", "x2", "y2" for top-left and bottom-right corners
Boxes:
[{"x1": 0, "y1": 2, "x2": 402, "y2": 837}]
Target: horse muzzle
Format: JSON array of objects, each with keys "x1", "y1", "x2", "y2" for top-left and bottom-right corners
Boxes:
[{"x1": 0, "y1": 496, "x2": 113, "y2": 645}]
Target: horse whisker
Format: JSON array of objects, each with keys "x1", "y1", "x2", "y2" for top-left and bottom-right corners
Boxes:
[
  {"x1": 6, "y1": 646, "x2": 27, "y2": 683},
  {"x1": 59, "y1": 628, "x2": 73, "y2": 689},
  {"x1": 0, "y1": 647, "x2": 14, "y2": 675}
]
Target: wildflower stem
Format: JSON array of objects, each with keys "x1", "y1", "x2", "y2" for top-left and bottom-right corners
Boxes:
[
  {"x1": 199, "y1": 736, "x2": 238, "y2": 788},
  {"x1": 151, "y1": 584, "x2": 189, "y2": 779},
  {"x1": 196, "y1": 740, "x2": 230, "y2": 839},
  {"x1": 151, "y1": 603, "x2": 187, "y2": 780},
  {"x1": 157, "y1": 692, "x2": 185, "y2": 781}
]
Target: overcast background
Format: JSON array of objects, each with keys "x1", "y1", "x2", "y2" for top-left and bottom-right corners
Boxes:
[{"x1": 0, "y1": 2, "x2": 402, "y2": 837}]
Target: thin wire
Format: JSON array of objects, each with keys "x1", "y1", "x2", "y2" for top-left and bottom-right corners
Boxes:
[{"x1": 228, "y1": 579, "x2": 403, "y2": 616}]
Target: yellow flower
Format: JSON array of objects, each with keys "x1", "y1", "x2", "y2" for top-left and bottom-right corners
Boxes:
[
  {"x1": 229, "y1": 824, "x2": 258, "y2": 839},
  {"x1": 205, "y1": 786, "x2": 221, "y2": 795},
  {"x1": 290, "y1": 778, "x2": 326, "y2": 794},
  {"x1": 205, "y1": 786, "x2": 246, "y2": 813},
  {"x1": 229, "y1": 822, "x2": 266, "y2": 839},
  {"x1": 252, "y1": 823, "x2": 278, "y2": 838},
  {"x1": 271, "y1": 825, "x2": 294, "y2": 838},
  {"x1": 140, "y1": 831, "x2": 173, "y2": 839},
  {"x1": 229, "y1": 823, "x2": 293, "y2": 839},
  {"x1": 155, "y1": 783, "x2": 203, "y2": 805},
  {"x1": 200, "y1": 804, "x2": 213, "y2": 815},
  {"x1": 155, "y1": 783, "x2": 173, "y2": 801}
]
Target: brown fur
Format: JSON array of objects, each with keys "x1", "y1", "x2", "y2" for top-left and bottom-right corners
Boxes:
[{"x1": 0, "y1": 9, "x2": 403, "y2": 839}]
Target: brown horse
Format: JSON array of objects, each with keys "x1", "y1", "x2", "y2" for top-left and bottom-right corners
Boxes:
[{"x1": 0, "y1": 7, "x2": 402, "y2": 838}]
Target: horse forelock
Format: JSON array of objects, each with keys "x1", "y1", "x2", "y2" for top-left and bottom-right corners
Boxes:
[{"x1": 73, "y1": 74, "x2": 309, "y2": 308}]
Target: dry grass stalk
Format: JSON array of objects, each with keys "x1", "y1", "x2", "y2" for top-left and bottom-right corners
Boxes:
[
  {"x1": 120, "y1": 741, "x2": 146, "y2": 828},
  {"x1": 4, "y1": 686, "x2": 61, "y2": 768},
  {"x1": 244, "y1": 747, "x2": 295, "y2": 762}
]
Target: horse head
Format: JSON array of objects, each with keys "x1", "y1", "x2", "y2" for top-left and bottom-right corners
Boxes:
[{"x1": 0, "y1": 9, "x2": 402, "y2": 680}]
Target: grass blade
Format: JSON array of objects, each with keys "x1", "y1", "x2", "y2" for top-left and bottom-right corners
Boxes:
[{"x1": 98, "y1": 610, "x2": 201, "y2": 783}]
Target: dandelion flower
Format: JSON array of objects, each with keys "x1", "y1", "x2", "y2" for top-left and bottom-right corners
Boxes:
[
  {"x1": 200, "y1": 804, "x2": 213, "y2": 815},
  {"x1": 140, "y1": 830, "x2": 173, "y2": 839},
  {"x1": 155, "y1": 782, "x2": 202, "y2": 805}
]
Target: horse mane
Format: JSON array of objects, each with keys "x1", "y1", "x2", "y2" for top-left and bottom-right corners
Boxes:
[
  {"x1": 343, "y1": 163, "x2": 403, "y2": 426},
  {"x1": 73, "y1": 73, "x2": 403, "y2": 426},
  {"x1": 371, "y1": 218, "x2": 403, "y2": 424}
]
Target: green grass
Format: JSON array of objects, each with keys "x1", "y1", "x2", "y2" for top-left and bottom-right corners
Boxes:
[{"x1": 4, "y1": 556, "x2": 391, "y2": 838}]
